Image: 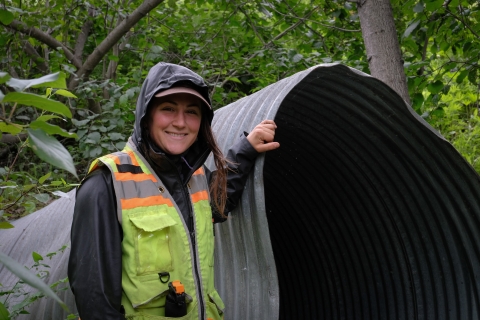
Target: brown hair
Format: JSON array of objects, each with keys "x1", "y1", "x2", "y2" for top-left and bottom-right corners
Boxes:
[{"x1": 199, "y1": 117, "x2": 229, "y2": 219}]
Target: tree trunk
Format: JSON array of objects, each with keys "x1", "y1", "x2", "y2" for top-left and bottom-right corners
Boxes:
[{"x1": 356, "y1": 0, "x2": 411, "y2": 104}]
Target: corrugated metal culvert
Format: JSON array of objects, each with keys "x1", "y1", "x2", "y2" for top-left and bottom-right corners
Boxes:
[
  {"x1": 1, "y1": 64, "x2": 480, "y2": 319},
  {"x1": 210, "y1": 63, "x2": 480, "y2": 320}
]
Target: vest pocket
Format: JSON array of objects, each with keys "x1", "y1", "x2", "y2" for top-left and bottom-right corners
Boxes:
[
  {"x1": 206, "y1": 290, "x2": 225, "y2": 320},
  {"x1": 129, "y1": 211, "x2": 177, "y2": 276}
]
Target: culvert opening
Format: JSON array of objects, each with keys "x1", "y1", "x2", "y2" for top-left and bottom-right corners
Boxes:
[{"x1": 262, "y1": 66, "x2": 480, "y2": 319}]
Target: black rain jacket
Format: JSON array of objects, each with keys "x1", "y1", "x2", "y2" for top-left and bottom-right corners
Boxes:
[{"x1": 68, "y1": 63, "x2": 258, "y2": 319}]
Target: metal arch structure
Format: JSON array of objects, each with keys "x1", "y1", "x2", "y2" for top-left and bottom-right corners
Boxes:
[
  {"x1": 0, "y1": 190, "x2": 77, "y2": 319},
  {"x1": 1, "y1": 64, "x2": 480, "y2": 319},
  {"x1": 210, "y1": 63, "x2": 480, "y2": 320}
]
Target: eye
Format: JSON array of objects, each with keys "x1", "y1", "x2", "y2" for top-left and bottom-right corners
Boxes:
[
  {"x1": 159, "y1": 105, "x2": 175, "y2": 112},
  {"x1": 185, "y1": 106, "x2": 201, "y2": 116}
]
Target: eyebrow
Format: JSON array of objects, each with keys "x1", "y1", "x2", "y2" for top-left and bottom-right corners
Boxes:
[{"x1": 161, "y1": 100, "x2": 201, "y2": 108}]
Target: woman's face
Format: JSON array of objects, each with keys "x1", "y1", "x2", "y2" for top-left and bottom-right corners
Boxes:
[{"x1": 148, "y1": 93, "x2": 202, "y2": 155}]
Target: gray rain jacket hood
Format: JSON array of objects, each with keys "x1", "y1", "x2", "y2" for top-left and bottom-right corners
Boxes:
[{"x1": 131, "y1": 62, "x2": 213, "y2": 147}]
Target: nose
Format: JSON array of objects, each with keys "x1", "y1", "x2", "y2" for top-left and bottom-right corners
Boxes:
[{"x1": 172, "y1": 110, "x2": 186, "y2": 127}]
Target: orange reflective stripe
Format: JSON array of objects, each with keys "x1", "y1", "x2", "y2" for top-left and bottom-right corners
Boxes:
[
  {"x1": 125, "y1": 150, "x2": 140, "y2": 166},
  {"x1": 104, "y1": 154, "x2": 121, "y2": 165},
  {"x1": 191, "y1": 190, "x2": 208, "y2": 203},
  {"x1": 121, "y1": 196, "x2": 173, "y2": 209},
  {"x1": 114, "y1": 172, "x2": 158, "y2": 182},
  {"x1": 193, "y1": 167, "x2": 204, "y2": 176}
]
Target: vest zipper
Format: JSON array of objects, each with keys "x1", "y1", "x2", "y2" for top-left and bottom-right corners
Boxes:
[{"x1": 184, "y1": 184, "x2": 205, "y2": 320}]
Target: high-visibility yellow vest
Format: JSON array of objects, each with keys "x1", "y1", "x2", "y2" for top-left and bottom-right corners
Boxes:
[{"x1": 89, "y1": 140, "x2": 225, "y2": 320}]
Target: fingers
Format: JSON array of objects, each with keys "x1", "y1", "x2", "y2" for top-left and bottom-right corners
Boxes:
[
  {"x1": 255, "y1": 141, "x2": 280, "y2": 153},
  {"x1": 247, "y1": 120, "x2": 280, "y2": 153}
]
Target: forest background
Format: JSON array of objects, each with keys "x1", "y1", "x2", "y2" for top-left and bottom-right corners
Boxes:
[
  {"x1": 0, "y1": 0, "x2": 479, "y2": 257},
  {"x1": 1, "y1": 0, "x2": 479, "y2": 220}
]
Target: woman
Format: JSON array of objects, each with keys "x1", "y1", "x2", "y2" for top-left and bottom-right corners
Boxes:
[{"x1": 68, "y1": 62, "x2": 279, "y2": 319}]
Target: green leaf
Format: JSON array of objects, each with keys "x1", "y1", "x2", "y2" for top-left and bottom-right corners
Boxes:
[
  {"x1": 36, "y1": 115, "x2": 61, "y2": 122},
  {"x1": 456, "y1": 70, "x2": 469, "y2": 84},
  {"x1": 119, "y1": 94, "x2": 129, "y2": 106},
  {"x1": 22, "y1": 201, "x2": 36, "y2": 214},
  {"x1": 0, "y1": 121, "x2": 23, "y2": 135},
  {"x1": 115, "y1": 141, "x2": 126, "y2": 150},
  {"x1": 38, "y1": 172, "x2": 52, "y2": 184},
  {"x1": 54, "y1": 89, "x2": 77, "y2": 98},
  {"x1": 468, "y1": 68, "x2": 477, "y2": 86},
  {"x1": 292, "y1": 53, "x2": 303, "y2": 63},
  {"x1": 27, "y1": 129, "x2": 78, "y2": 178},
  {"x1": 108, "y1": 132, "x2": 124, "y2": 141},
  {"x1": 226, "y1": 77, "x2": 242, "y2": 84},
  {"x1": 30, "y1": 120, "x2": 78, "y2": 139},
  {"x1": 0, "y1": 221, "x2": 14, "y2": 229},
  {"x1": 0, "y1": 301, "x2": 9, "y2": 320},
  {"x1": 413, "y1": 3, "x2": 424, "y2": 12},
  {"x1": 427, "y1": 80, "x2": 444, "y2": 94},
  {"x1": 425, "y1": 0, "x2": 444, "y2": 11},
  {"x1": 33, "y1": 193, "x2": 50, "y2": 204},
  {"x1": 3, "y1": 92, "x2": 72, "y2": 118},
  {"x1": 404, "y1": 20, "x2": 421, "y2": 38},
  {"x1": 32, "y1": 72, "x2": 67, "y2": 89},
  {"x1": 0, "y1": 72, "x2": 11, "y2": 85},
  {"x1": 108, "y1": 54, "x2": 119, "y2": 62},
  {"x1": 71, "y1": 119, "x2": 90, "y2": 127},
  {"x1": 439, "y1": 41, "x2": 450, "y2": 52},
  {"x1": 430, "y1": 108, "x2": 445, "y2": 118},
  {"x1": 89, "y1": 146, "x2": 102, "y2": 157},
  {"x1": 412, "y1": 93, "x2": 424, "y2": 113},
  {"x1": 0, "y1": 252, "x2": 68, "y2": 311},
  {"x1": 463, "y1": 42, "x2": 472, "y2": 54},
  {"x1": 0, "y1": 9, "x2": 14, "y2": 25},
  {"x1": 7, "y1": 72, "x2": 66, "y2": 91},
  {"x1": 86, "y1": 131, "x2": 101, "y2": 143},
  {"x1": 32, "y1": 252, "x2": 43, "y2": 263}
]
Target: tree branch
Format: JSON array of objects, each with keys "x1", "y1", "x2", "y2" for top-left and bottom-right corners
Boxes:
[
  {"x1": 238, "y1": 6, "x2": 265, "y2": 45},
  {"x1": 74, "y1": 7, "x2": 95, "y2": 61},
  {"x1": 445, "y1": 6, "x2": 480, "y2": 40},
  {"x1": 68, "y1": 0, "x2": 165, "y2": 91},
  {"x1": 219, "y1": 6, "x2": 321, "y2": 88},
  {"x1": 22, "y1": 40, "x2": 49, "y2": 73},
  {"x1": 3, "y1": 20, "x2": 82, "y2": 69},
  {"x1": 0, "y1": 133, "x2": 28, "y2": 145}
]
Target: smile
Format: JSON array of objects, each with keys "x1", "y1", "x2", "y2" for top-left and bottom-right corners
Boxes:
[{"x1": 166, "y1": 132, "x2": 187, "y2": 137}]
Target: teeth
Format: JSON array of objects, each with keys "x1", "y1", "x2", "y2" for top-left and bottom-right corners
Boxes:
[{"x1": 168, "y1": 133, "x2": 186, "y2": 137}]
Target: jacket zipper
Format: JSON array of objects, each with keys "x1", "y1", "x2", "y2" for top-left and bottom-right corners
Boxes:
[{"x1": 183, "y1": 183, "x2": 205, "y2": 320}]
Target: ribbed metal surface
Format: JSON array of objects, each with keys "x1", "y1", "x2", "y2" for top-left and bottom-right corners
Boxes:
[
  {"x1": 211, "y1": 64, "x2": 480, "y2": 319},
  {"x1": 0, "y1": 190, "x2": 77, "y2": 319}
]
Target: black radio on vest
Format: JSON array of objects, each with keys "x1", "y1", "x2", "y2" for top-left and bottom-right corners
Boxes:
[{"x1": 165, "y1": 280, "x2": 187, "y2": 317}]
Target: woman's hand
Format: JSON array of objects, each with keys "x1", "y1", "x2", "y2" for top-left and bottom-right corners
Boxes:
[{"x1": 247, "y1": 120, "x2": 280, "y2": 153}]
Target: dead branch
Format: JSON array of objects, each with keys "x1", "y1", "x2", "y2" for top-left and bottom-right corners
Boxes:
[
  {"x1": 3, "y1": 20, "x2": 82, "y2": 69},
  {"x1": 22, "y1": 40, "x2": 49, "y2": 73}
]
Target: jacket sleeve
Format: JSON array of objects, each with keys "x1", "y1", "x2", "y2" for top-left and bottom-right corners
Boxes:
[
  {"x1": 68, "y1": 167, "x2": 125, "y2": 320},
  {"x1": 207, "y1": 135, "x2": 259, "y2": 222}
]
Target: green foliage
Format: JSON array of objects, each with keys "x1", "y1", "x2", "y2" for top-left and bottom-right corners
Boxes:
[
  {"x1": 0, "y1": 247, "x2": 70, "y2": 319},
  {"x1": 423, "y1": 79, "x2": 480, "y2": 172},
  {"x1": 0, "y1": 72, "x2": 79, "y2": 221}
]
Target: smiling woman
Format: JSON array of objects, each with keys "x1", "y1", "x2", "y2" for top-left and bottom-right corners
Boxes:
[
  {"x1": 67, "y1": 62, "x2": 279, "y2": 320},
  {"x1": 148, "y1": 92, "x2": 202, "y2": 155}
]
